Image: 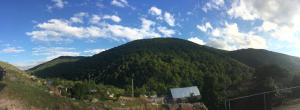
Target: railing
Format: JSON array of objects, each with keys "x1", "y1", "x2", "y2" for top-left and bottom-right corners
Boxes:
[{"x1": 225, "y1": 86, "x2": 300, "y2": 110}]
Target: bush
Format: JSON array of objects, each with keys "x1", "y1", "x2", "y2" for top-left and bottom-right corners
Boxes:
[
  {"x1": 0, "y1": 67, "x2": 5, "y2": 81},
  {"x1": 70, "y1": 81, "x2": 97, "y2": 100}
]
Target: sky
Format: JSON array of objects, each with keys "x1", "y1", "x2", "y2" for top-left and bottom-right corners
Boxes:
[{"x1": 1, "y1": 0, "x2": 300, "y2": 69}]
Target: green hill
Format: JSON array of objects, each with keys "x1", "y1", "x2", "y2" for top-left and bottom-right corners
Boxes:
[
  {"x1": 229, "y1": 49, "x2": 300, "y2": 74},
  {"x1": 1, "y1": 61, "x2": 130, "y2": 110},
  {"x1": 0, "y1": 61, "x2": 83, "y2": 110},
  {"x1": 29, "y1": 38, "x2": 253, "y2": 90},
  {"x1": 27, "y1": 56, "x2": 85, "y2": 74},
  {"x1": 28, "y1": 38, "x2": 254, "y2": 110}
]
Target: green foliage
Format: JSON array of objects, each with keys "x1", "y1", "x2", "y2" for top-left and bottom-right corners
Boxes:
[
  {"x1": 0, "y1": 66, "x2": 5, "y2": 81},
  {"x1": 254, "y1": 65, "x2": 290, "y2": 92},
  {"x1": 202, "y1": 74, "x2": 226, "y2": 110},
  {"x1": 230, "y1": 49, "x2": 300, "y2": 75},
  {"x1": 66, "y1": 80, "x2": 125, "y2": 101},
  {"x1": 29, "y1": 38, "x2": 256, "y2": 109},
  {"x1": 70, "y1": 81, "x2": 97, "y2": 100},
  {"x1": 0, "y1": 61, "x2": 84, "y2": 110},
  {"x1": 27, "y1": 56, "x2": 85, "y2": 78}
]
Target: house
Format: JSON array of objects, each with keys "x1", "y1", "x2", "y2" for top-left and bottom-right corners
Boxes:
[
  {"x1": 170, "y1": 86, "x2": 201, "y2": 102},
  {"x1": 0, "y1": 66, "x2": 6, "y2": 80}
]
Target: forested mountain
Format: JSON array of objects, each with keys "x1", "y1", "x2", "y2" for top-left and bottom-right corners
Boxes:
[
  {"x1": 27, "y1": 56, "x2": 85, "y2": 75},
  {"x1": 28, "y1": 38, "x2": 254, "y2": 110},
  {"x1": 229, "y1": 49, "x2": 300, "y2": 74},
  {"x1": 27, "y1": 38, "x2": 300, "y2": 110}
]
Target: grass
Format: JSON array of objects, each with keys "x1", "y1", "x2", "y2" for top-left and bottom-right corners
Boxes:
[
  {"x1": 0, "y1": 62, "x2": 86, "y2": 110},
  {"x1": 0, "y1": 62, "x2": 168, "y2": 110}
]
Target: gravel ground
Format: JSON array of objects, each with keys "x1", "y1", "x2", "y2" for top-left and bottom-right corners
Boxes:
[{"x1": 273, "y1": 103, "x2": 300, "y2": 110}]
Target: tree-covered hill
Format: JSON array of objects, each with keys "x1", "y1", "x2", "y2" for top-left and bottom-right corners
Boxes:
[
  {"x1": 229, "y1": 49, "x2": 300, "y2": 74},
  {"x1": 28, "y1": 38, "x2": 255, "y2": 110},
  {"x1": 28, "y1": 38, "x2": 253, "y2": 90},
  {"x1": 27, "y1": 56, "x2": 85, "y2": 74}
]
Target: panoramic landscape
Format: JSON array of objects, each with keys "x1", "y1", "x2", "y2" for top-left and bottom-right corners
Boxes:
[{"x1": 1, "y1": 0, "x2": 300, "y2": 110}]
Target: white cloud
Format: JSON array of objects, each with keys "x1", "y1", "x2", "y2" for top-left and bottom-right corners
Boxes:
[
  {"x1": 1, "y1": 47, "x2": 25, "y2": 54},
  {"x1": 26, "y1": 19, "x2": 90, "y2": 41},
  {"x1": 70, "y1": 12, "x2": 88, "y2": 24},
  {"x1": 33, "y1": 47, "x2": 80, "y2": 60},
  {"x1": 228, "y1": 0, "x2": 300, "y2": 44},
  {"x1": 13, "y1": 60, "x2": 45, "y2": 70},
  {"x1": 90, "y1": 15, "x2": 101, "y2": 24},
  {"x1": 259, "y1": 21, "x2": 278, "y2": 32},
  {"x1": 188, "y1": 37, "x2": 206, "y2": 45},
  {"x1": 149, "y1": 6, "x2": 162, "y2": 16},
  {"x1": 228, "y1": 0, "x2": 300, "y2": 25},
  {"x1": 27, "y1": 14, "x2": 166, "y2": 41},
  {"x1": 103, "y1": 15, "x2": 122, "y2": 23},
  {"x1": 157, "y1": 26, "x2": 175, "y2": 37},
  {"x1": 48, "y1": 0, "x2": 68, "y2": 10},
  {"x1": 148, "y1": 7, "x2": 176, "y2": 27},
  {"x1": 164, "y1": 12, "x2": 175, "y2": 26},
  {"x1": 227, "y1": 0, "x2": 259, "y2": 20},
  {"x1": 198, "y1": 22, "x2": 267, "y2": 50},
  {"x1": 106, "y1": 23, "x2": 161, "y2": 41},
  {"x1": 13, "y1": 47, "x2": 80, "y2": 70},
  {"x1": 196, "y1": 22, "x2": 213, "y2": 32},
  {"x1": 111, "y1": 0, "x2": 129, "y2": 8},
  {"x1": 269, "y1": 25, "x2": 298, "y2": 42},
  {"x1": 84, "y1": 48, "x2": 106, "y2": 55},
  {"x1": 141, "y1": 18, "x2": 155, "y2": 30},
  {"x1": 202, "y1": 0, "x2": 225, "y2": 12}
]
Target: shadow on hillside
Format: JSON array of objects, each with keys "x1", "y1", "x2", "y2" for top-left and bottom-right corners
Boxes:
[{"x1": 0, "y1": 83, "x2": 6, "y2": 92}]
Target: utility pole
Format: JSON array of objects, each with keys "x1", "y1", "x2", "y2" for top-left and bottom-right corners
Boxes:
[{"x1": 131, "y1": 77, "x2": 134, "y2": 97}]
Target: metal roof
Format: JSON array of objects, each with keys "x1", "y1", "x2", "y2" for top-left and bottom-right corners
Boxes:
[{"x1": 170, "y1": 86, "x2": 200, "y2": 99}]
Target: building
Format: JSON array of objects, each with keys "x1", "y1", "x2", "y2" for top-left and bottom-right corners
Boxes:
[{"x1": 170, "y1": 86, "x2": 201, "y2": 102}]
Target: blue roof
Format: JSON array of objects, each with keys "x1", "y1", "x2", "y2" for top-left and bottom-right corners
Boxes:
[{"x1": 170, "y1": 86, "x2": 200, "y2": 99}]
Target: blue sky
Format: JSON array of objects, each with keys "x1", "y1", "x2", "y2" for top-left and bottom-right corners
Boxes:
[{"x1": 1, "y1": 0, "x2": 300, "y2": 69}]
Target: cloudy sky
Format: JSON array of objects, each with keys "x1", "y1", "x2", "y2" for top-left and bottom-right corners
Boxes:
[{"x1": 1, "y1": 0, "x2": 300, "y2": 69}]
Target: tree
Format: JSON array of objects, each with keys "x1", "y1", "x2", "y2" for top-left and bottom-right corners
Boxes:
[
  {"x1": 0, "y1": 66, "x2": 5, "y2": 81},
  {"x1": 254, "y1": 64, "x2": 290, "y2": 92},
  {"x1": 202, "y1": 74, "x2": 225, "y2": 110},
  {"x1": 70, "y1": 81, "x2": 97, "y2": 100}
]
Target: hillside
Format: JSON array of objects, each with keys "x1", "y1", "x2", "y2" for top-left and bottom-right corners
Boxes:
[
  {"x1": 28, "y1": 38, "x2": 254, "y2": 109},
  {"x1": 229, "y1": 49, "x2": 300, "y2": 74},
  {"x1": 27, "y1": 56, "x2": 85, "y2": 74},
  {"x1": 0, "y1": 61, "x2": 93, "y2": 110},
  {"x1": 29, "y1": 38, "x2": 253, "y2": 89}
]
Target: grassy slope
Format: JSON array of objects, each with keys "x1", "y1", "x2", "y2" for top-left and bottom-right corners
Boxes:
[
  {"x1": 0, "y1": 61, "x2": 87, "y2": 110},
  {"x1": 1, "y1": 61, "x2": 167, "y2": 110}
]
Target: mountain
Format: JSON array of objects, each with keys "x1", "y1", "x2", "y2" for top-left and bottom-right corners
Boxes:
[
  {"x1": 229, "y1": 49, "x2": 300, "y2": 74},
  {"x1": 27, "y1": 56, "x2": 85, "y2": 74},
  {"x1": 24, "y1": 38, "x2": 300, "y2": 109},
  {"x1": 28, "y1": 38, "x2": 254, "y2": 109},
  {"x1": 28, "y1": 38, "x2": 253, "y2": 89}
]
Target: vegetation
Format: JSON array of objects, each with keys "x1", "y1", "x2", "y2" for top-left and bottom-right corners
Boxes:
[
  {"x1": 27, "y1": 56, "x2": 85, "y2": 75},
  {"x1": 0, "y1": 61, "x2": 83, "y2": 110},
  {"x1": 28, "y1": 38, "x2": 254, "y2": 109},
  {"x1": 1, "y1": 61, "x2": 159, "y2": 110},
  {"x1": 0, "y1": 66, "x2": 5, "y2": 81},
  {"x1": 26, "y1": 38, "x2": 300, "y2": 109},
  {"x1": 229, "y1": 49, "x2": 300, "y2": 74}
]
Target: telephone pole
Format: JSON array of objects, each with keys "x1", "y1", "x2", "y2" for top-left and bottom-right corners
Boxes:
[{"x1": 131, "y1": 77, "x2": 134, "y2": 97}]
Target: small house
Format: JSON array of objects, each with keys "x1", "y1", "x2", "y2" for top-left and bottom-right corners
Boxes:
[{"x1": 170, "y1": 86, "x2": 201, "y2": 102}]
